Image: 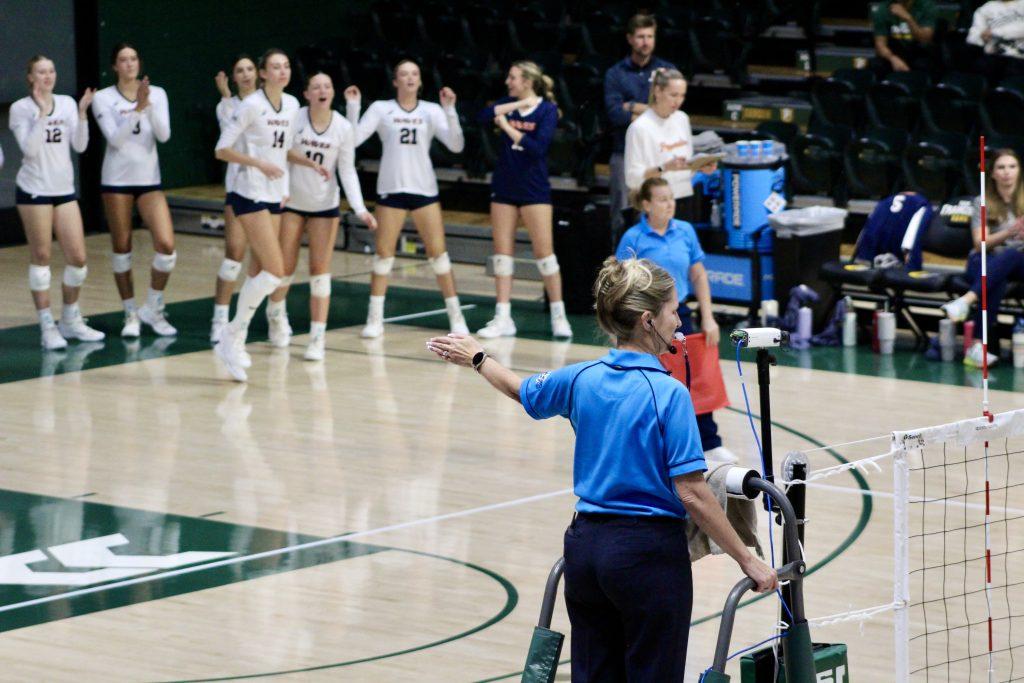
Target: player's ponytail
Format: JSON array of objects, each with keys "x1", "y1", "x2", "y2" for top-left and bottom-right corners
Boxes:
[
  {"x1": 594, "y1": 256, "x2": 676, "y2": 345},
  {"x1": 513, "y1": 60, "x2": 557, "y2": 107}
]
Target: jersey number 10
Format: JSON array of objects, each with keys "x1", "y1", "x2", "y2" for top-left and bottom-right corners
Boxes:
[
  {"x1": 399, "y1": 128, "x2": 418, "y2": 145},
  {"x1": 305, "y1": 150, "x2": 324, "y2": 165}
]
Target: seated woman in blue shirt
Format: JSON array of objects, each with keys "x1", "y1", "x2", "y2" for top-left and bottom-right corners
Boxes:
[
  {"x1": 616, "y1": 176, "x2": 733, "y2": 462},
  {"x1": 427, "y1": 256, "x2": 776, "y2": 682}
]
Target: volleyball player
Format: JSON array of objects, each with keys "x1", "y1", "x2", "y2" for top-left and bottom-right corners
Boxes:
[
  {"x1": 344, "y1": 59, "x2": 468, "y2": 339},
  {"x1": 9, "y1": 55, "x2": 104, "y2": 349},
  {"x1": 210, "y1": 55, "x2": 258, "y2": 343},
  {"x1": 272, "y1": 72, "x2": 376, "y2": 360},
  {"x1": 476, "y1": 61, "x2": 572, "y2": 340},
  {"x1": 213, "y1": 48, "x2": 299, "y2": 382},
  {"x1": 92, "y1": 43, "x2": 177, "y2": 337}
]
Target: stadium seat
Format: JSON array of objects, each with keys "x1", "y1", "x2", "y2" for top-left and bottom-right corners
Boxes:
[
  {"x1": 688, "y1": 13, "x2": 751, "y2": 83},
  {"x1": 788, "y1": 122, "x2": 853, "y2": 202},
  {"x1": 902, "y1": 131, "x2": 967, "y2": 200},
  {"x1": 561, "y1": 62, "x2": 602, "y2": 112},
  {"x1": 921, "y1": 72, "x2": 985, "y2": 135},
  {"x1": 811, "y1": 68, "x2": 875, "y2": 129},
  {"x1": 981, "y1": 76, "x2": 1024, "y2": 136},
  {"x1": 843, "y1": 127, "x2": 909, "y2": 199},
  {"x1": 866, "y1": 71, "x2": 929, "y2": 131},
  {"x1": 755, "y1": 120, "x2": 800, "y2": 150}
]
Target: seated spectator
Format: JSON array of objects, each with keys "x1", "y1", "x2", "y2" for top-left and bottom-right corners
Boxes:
[
  {"x1": 942, "y1": 148, "x2": 1024, "y2": 367},
  {"x1": 967, "y1": 0, "x2": 1024, "y2": 81},
  {"x1": 624, "y1": 68, "x2": 717, "y2": 225},
  {"x1": 871, "y1": 1, "x2": 937, "y2": 76},
  {"x1": 604, "y1": 12, "x2": 676, "y2": 243},
  {"x1": 615, "y1": 177, "x2": 735, "y2": 463}
]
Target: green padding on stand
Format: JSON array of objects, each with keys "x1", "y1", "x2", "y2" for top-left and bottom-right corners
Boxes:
[
  {"x1": 740, "y1": 641, "x2": 849, "y2": 682},
  {"x1": 521, "y1": 626, "x2": 564, "y2": 683},
  {"x1": 702, "y1": 669, "x2": 731, "y2": 682},
  {"x1": 783, "y1": 622, "x2": 817, "y2": 683}
]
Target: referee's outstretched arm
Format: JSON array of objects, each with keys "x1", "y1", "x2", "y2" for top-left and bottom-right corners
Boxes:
[{"x1": 426, "y1": 333, "x2": 521, "y2": 402}]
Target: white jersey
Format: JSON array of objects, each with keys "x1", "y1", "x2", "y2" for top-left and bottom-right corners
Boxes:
[
  {"x1": 287, "y1": 108, "x2": 367, "y2": 214},
  {"x1": 8, "y1": 95, "x2": 88, "y2": 196},
  {"x1": 346, "y1": 98, "x2": 463, "y2": 197},
  {"x1": 216, "y1": 95, "x2": 244, "y2": 193},
  {"x1": 92, "y1": 84, "x2": 170, "y2": 186},
  {"x1": 216, "y1": 89, "x2": 299, "y2": 204}
]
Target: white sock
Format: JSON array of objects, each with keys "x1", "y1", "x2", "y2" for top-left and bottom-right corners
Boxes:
[
  {"x1": 38, "y1": 308, "x2": 55, "y2": 328},
  {"x1": 550, "y1": 300, "x2": 566, "y2": 318},
  {"x1": 310, "y1": 321, "x2": 327, "y2": 338},
  {"x1": 445, "y1": 296, "x2": 463, "y2": 319},
  {"x1": 496, "y1": 302, "x2": 511, "y2": 319},
  {"x1": 266, "y1": 298, "x2": 286, "y2": 318},
  {"x1": 146, "y1": 287, "x2": 164, "y2": 310},
  {"x1": 213, "y1": 304, "x2": 230, "y2": 321},
  {"x1": 230, "y1": 271, "x2": 282, "y2": 333},
  {"x1": 123, "y1": 298, "x2": 137, "y2": 314},
  {"x1": 62, "y1": 302, "x2": 81, "y2": 322},
  {"x1": 368, "y1": 295, "x2": 385, "y2": 320}
]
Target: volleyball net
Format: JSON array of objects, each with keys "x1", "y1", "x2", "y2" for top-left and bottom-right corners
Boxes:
[{"x1": 768, "y1": 408, "x2": 1024, "y2": 681}]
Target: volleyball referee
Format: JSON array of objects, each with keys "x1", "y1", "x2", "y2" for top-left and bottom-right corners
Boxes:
[{"x1": 427, "y1": 256, "x2": 777, "y2": 680}]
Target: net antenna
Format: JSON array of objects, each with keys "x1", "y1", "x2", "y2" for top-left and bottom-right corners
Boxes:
[{"x1": 979, "y1": 137, "x2": 995, "y2": 682}]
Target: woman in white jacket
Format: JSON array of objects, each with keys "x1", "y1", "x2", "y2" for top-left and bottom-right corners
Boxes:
[
  {"x1": 624, "y1": 68, "x2": 716, "y2": 223},
  {"x1": 967, "y1": 0, "x2": 1024, "y2": 80}
]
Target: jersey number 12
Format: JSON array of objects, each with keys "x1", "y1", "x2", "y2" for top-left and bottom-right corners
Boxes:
[{"x1": 45, "y1": 128, "x2": 62, "y2": 143}]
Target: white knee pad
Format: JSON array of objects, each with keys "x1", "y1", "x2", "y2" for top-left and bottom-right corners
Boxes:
[
  {"x1": 309, "y1": 273, "x2": 332, "y2": 298},
  {"x1": 536, "y1": 254, "x2": 560, "y2": 277},
  {"x1": 253, "y1": 270, "x2": 282, "y2": 296},
  {"x1": 218, "y1": 258, "x2": 242, "y2": 282},
  {"x1": 492, "y1": 254, "x2": 515, "y2": 277},
  {"x1": 111, "y1": 251, "x2": 132, "y2": 274},
  {"x1": 63, "y1": 264, "x2": 88, "y2": 287},
  {"x1": 372, "y1": 255, "x2": 395, "y2": 276},
  {"x1": 28, "y1": 265, "x2": 51, "y2": 292},
  {"x1": 429, "y1": 251, "x2": 452, "y2": 275},
  {"x1": 152, "y1": 251, "x2": 177, "y2": 273}
]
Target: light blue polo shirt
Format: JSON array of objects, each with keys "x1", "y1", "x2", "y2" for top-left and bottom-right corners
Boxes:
[
  {"x1": 615, "y1": 216, "x2": 706, "y2": 302},
  {"x1": 519, "y1": 348, "x2": 706, "y2": 518}
]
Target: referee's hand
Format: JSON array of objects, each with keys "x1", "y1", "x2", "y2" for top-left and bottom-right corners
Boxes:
[
  {"x1": 741, "y1": 556, "x2": 779, "y2": 593},
  {"x1": 426, "y1": 333, "x2": 483, "y2": 368}
]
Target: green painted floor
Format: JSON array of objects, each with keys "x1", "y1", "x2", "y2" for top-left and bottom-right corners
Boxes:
[{"x1": 2, "y1": 279, "x2": 1021, "y2": 391}]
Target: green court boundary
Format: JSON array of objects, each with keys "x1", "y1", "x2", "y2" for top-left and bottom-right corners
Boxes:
[
  {"x1": 162, "y1": 548, "x2": 518, "y2": 683},
  {"x1": 473, "y1": 411, "x2": 874, "y2": 682}
]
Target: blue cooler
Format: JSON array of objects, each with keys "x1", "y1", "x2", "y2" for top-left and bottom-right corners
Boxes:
[{"x1": 721, "y1": 156, "x2": 787, "y2": 253}]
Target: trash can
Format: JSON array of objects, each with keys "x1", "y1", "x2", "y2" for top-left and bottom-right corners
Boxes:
[
  {"x1": 721, "y1": 157, "x2": 788, "y2": 253},
  {"x1": 550, "y1": 201, "x2": 611, "y2": 314},
  {"x1": 768, "y1": 207, "x2": 847, "y2": 327}
]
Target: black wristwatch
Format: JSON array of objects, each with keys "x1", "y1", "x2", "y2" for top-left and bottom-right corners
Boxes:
[
  {"x1": 657, "y1": 164, "x2": 664, "y2": 173},
  {"x1": 472, "y1": 351, "x2": 488, "y2": 372}
]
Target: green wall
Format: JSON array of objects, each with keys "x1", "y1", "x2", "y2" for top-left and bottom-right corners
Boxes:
[{"x1": 96, "y1": 1, "x2": 367, "y2": 188}]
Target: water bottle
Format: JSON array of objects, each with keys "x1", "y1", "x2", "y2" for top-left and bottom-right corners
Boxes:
[
  {"x1": 710, "y1": 200, "x2": 722, "y2": 229},
  {"x1": 963, "y1": 320, "x2": 975, "y2": 356},
  {"x1": 1014, "y1": 318, "x2": 1024, "y2": 368},
  {"x1": 877, "y1": 310, "x2": 896, "y2": 355},
  {"x1": 791, "y1": 306, "x2": 812, "y2": 349},
  {"x1": 938, "y1": 318, "x2": 955, "y2": 362},
  {"x1": 842, "y1": 298, "x2": 857, "y2": 347}
]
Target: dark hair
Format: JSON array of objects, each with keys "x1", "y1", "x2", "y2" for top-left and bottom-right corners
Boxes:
[
  {"x1": 392, "y1": 58, "x2": 420, "y2": 77},
  {"x1": 25, "y1": 55, "x2": 52, "y2": 88},
  {"x1": 626, "y1": 13, "x2": 657, "y2": 34},
  {"x1": 633, "y1": 176, "x2": 672, "y2": 210},
  {"x1": 231, "y1": 54, "x2": 256, "y2": 73},
  {"x1": 258, "y1": 48, "x2": 288, "y2": 72},
  {"x1": 304, "y1": 70, "x2": 332, "y2": 89},
  {"x1": 110, "y1": 42, "x2": 141, "y2": 69}
]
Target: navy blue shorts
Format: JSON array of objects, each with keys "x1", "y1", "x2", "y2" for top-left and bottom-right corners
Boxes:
[
  {"x1": 226, "y1": 192, "x2": 284, "y2": 216},
  {"x1": 284, "y1": 206, "x2": 340, "y2": 219},
  {"x1": 376, "y1": 192, "x2": 438, "y2": 211},
  {"x1": 100, "y1": 184, "x2": 162, "y2": 198},
  {"x1": 490, "y1": 194, "x2": 551, "y2": 208},
  {"x1": 16, "y1": 187, "x2": 77, "y2": 206}
]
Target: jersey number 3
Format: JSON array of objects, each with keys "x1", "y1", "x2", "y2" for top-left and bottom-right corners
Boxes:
[
  {"x1": 272, "y1": 131, "x2": 286, "y2": 149},
  {"x1": 399, "y1": 128, "x2": 418, "y2": 145}
]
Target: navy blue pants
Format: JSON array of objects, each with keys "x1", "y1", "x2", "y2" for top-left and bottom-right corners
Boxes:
[
  {"x1": 677, "y1": 309, "x2": 722, "y2": 451},
  {"x1": 564, "y1": 513, "x2": 693, "y2": 682},
  {"x1": 967, "y1": 249, "x2": 1024, "y2": 346}
]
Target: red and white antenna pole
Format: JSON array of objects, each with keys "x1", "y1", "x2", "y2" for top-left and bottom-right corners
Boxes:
[{"x1": 980, "y1": 136, "x2": 995, "y2": 682}]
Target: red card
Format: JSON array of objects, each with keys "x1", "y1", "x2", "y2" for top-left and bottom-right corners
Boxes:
[{"x1": 659, "y1": 333, "x2": 730, "y2": 415}]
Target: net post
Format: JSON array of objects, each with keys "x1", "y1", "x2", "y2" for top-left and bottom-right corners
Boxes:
[{"x1": 893, "y1": 439, "x2": 911, "y2": 682}]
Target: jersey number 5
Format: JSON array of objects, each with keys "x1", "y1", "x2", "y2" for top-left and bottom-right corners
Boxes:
[
  {"x1": 45, "y1": 128, "x2": 63, "y2": 144},
  {"x1": 272, "y1": 131, "x2": 286, "y2": 149},
  {"x1": 399, "y1": 128, "x2": 418, "y2": 145}
]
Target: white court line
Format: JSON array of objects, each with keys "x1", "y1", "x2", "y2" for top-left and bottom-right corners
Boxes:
[
  {"x1": 805, "y1": 481, "x2": 1024, "y2": 516},
  {"x1": 0, "y1": 486, "x2": 572, "y2": 614},
  {"x1": 382, "y1": 303, "x2": 475, "y2": 325}
]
